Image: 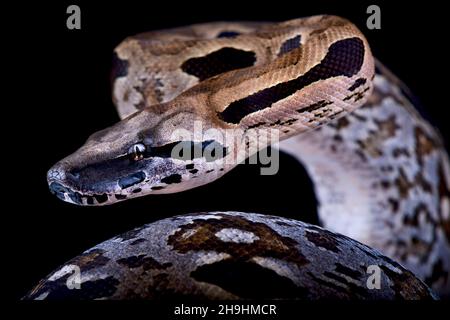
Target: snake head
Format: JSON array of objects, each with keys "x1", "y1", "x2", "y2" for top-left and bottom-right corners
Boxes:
[{"x1": 47, "y1": 101, "x2": 236, "y2": 206}]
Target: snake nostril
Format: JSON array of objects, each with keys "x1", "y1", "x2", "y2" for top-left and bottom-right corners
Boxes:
[
  {"x1": 47, "y1": 167, "x2": 66, "y2": 183},
  {"x1": 68, "y1": 170, "x2": 80, "y2": 180},
  {"x1": 47, "y1": 163, "x2": 81, "y2": 183}
]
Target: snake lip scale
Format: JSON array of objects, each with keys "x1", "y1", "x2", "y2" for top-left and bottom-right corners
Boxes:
[{"x1": 26, "y1": 15, "x2": 450, "y2": 300}]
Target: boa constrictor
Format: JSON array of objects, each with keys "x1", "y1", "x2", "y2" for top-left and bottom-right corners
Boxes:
[{"x1": 26, "y1": 16, "x2": 449, "y2": 300}]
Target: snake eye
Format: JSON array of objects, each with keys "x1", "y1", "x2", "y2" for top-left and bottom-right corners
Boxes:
[{"x1": 129, "y1": 143, "x2": 146, "y2": 161}]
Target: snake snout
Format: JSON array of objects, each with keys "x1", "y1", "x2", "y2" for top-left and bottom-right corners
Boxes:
[
  {"x1": 47, "y1": 162, "x2": 80, "y2": 185},
  {"x1": 47, "y1": 163, "x2": 84, "y2": 205},
  {"x1": 47, "y1": 160, "x2": 123, "y2": 206},
  {"x1": 47, "y1": 166, "x2": 66, "y2": 183}
]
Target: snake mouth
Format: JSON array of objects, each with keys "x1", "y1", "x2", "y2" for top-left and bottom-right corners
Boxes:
[
  {"x1": 48, "y1": 181, "x2": 82, "y2": 205},
  {"x1": 48, "y1": 181, "x2": 117, "y2": 206},
  {"x1": 47, "y1": 164, "x2": 120, "y2": 206}
]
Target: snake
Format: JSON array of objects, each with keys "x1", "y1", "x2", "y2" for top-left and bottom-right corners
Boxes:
[{"x1": 25, "y1": 16, "x2": 450, "y2": 300}]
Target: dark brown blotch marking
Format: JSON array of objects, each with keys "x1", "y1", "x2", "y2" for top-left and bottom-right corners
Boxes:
[
  {"x1": 348, "y1": 78, "x2": 366, "y2": 91},
  {"x1": 181, "y1": 47, "x2": 256, "y2": 81},
  {"x1": 336, "y1": 115, "x2": 351, "y2": 127},
  {"x1": 355, "y1": 149, "x2": 367, "y2": 162},
  {"x1": 68, "y1": 249, "x2": 110, "y2": 271},
  {"x1": 131, "y1": 85, "x2": 147, "y2": 110},
  {"x1": 217, "y1": 31, "x2": 241, "y2": 38},
  {"x1": 379, "y1": 265, "x2": 434, "y2": 299},
  {"x1": 111, "y1": 51, "x2": 129, "y2": 82},
  {"x1": 309, "y1": 28, "x2": 328, "y2": 37},
  {"x1": 404, "y1": 203, "x2": 434, "y2": 228},
  {"x1": 117, "y1": 254, "x2": 172, "y2": 271},
  {"x1": 130, "y1": 238, "x2": 146, "y2": 246},
  {"x1": 167, "y1": 214, "x2": 309, "y2": 268},
  {"x1": 321, "y1": 271, "x2": 371, "y2": 298},
  {"x1": 161, "y1": 174, "x2": 182, "y2": 184},
  {"x1": 343, "y1": 87, "x2": 370, "y2": 102},
  {"x1": 375, "y1": 115, "x2": 399, "y2": 138},
  {"x1": 437, "y1": 161, "x2": 450, "y2": 242},
  {"x1": 297, "y1": 100, "x2": 332, "y2": 113},
  {"x1": 94, "y1": 194, "x2": 108, "y2": 204},
  {"x1": 414, "y1": 172, "x2": 432, "y2": 193},
  {"x1": 334, "y1": 263, "x2": 363, "y2": 280},
  {"x1": 305, "y1": 230, "x2": 340, "y2": 253},
  {"x1": 247, "y1": 121, "x2": 267, "y2": 129},
  {"x1": 218, "y1": 38, "x2": 365, "y2": 124},
  {"x1": 380, "y1": 180, "x2": 391, "y2": 189},
  {"x1": 85, "y1": 196, "x2": 95, "y2": 205},
  {"x1": 331, "y1": 116, "x2": 350, "y2": 130},
  {"x1": 356, "y1": 115, "x2": 399, "y2": 158},
  {"x1": 414, "y1": 126, "x2": 437, "y2": 166},
  {"x1": 353, "y1": 243, "x2": 379, "y2": 261},
  {"x1": 306, "y1": 271, "x2": 353, "y2": 298},
  {"x1": 411, "y1": 236, "x2": 433, "y2": 263},
  {"x1": 329, "y1": 109, "x2": 345, "y2": 120},
  {"x1": 38, "y1": 276, "x2": 120, "y2": 300},
  {"x1": 152, "y1": 78, "x2": 165, "y2": 103},
  {"x1": 356, "y1": 139, "x2": 383, "y2": 157},
  {"x1": 351, "y1": 112, "x2": 367, "y2": 122},
  {"x1": 190, "y1": 260, "x2": 309, "y2": 299},
  {"x1": 278, "y1": 35, "x2": 301, "y2": 56},
  {"x1": 388, "y1": 198, "x2": 400, "y2": 213},
  {"x1": 392, "y1": 147, "x2": 410, "y2": 158},
  {"x1": 395, "y1": 168, "x2": 414, "y2": 199},
  {"x1": 269, "y1": 118, "x2": 298, "y2": 127}
]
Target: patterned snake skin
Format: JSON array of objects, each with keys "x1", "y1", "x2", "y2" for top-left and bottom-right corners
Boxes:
[{"x1": 25, "y1": 16, "x2": 449, "y2": 299}]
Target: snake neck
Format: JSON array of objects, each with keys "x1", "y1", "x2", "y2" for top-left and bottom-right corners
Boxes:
[{"x1": 279, "y1": 65, "x2": 450, "y2": 296}]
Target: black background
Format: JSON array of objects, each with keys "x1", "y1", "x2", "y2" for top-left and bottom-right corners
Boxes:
[{"x1": 8, "y1": 0, "x2": 449, "y2": 305}]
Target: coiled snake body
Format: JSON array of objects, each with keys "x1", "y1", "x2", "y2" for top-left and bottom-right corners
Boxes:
[{"x1": 26, "y1": 16, "x2": 450, "y2": 299}]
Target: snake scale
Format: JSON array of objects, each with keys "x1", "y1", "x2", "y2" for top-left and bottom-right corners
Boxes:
[{"x1": 25, "y1": 16, "x2": 449, "y2": 300}]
